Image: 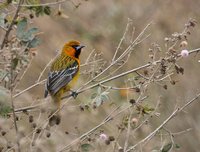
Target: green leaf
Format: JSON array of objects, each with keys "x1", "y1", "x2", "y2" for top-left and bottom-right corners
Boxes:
[
  {"x1": 91, "y1": 93, "x2": 97, "y2": 99},
  {"x1": 0, "y1": 105, "x2": 12, "y2": 117},
  {"x1": 0, "y1": 86, "x2": 11, "y2": 117},
  {"x1": 161, "y1": 143, "x2": 172, "y2": 152},
  {"x1": 101, "y1": 91, "x2": 109, "y2": 96},
  {"x1": 101, "y1": 93, "x2": 109, "y2": 101},
  {"x1": 35, "y1": 6, "x2": 44, "y2": 17},
  {"x1": 7, "y1": 0, "x2": 12, "y2": 4},
  {"x1": 143, "y1": 105, "x2": 155, "y2": 115},
  {"x1": 22, "y1": 27, "x2": 38, "y2": 42},
  {"x1": 0, "y1": 2, "x2": 8, "y2": 10},
  {"x1": 17, "y1": 18, "x2": 27, "y2": 39},
  {"x1": 175, "y1": 143, "x2": 180, "y2": 149},
  {"x1": 95, "y1": 97, "x2": 102, "y2": 106},
  {"x1": 81, "y1": 143, "x2": 92, "y2": 152},
  {"x1": 11, "y1": 57, "x2": 19, "y2": 70},
  {"x1": 44, "y1": 6, "x2": 51, "y2": 15},
  {"x1": 0, "y1": 13, "x2": 6, "y2": 28},
  {"x1": 0, "y1": 69, "x2": 7, "y2": 79},
  {"x1": 28, "y1": 37, "x2": 41, "y2": 48},
  {"x1": 97, "y1": 87, "x2": 101, "y2": 94}
]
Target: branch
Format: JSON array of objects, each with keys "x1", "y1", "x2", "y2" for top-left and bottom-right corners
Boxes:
[
  {"x1": 12, "y1": 48, "x2": 200, "y2": 113},
  {"x1": 58, "y1": 96, "x2": 148, "y2": 152},
  {"x1": 126, "y1": 92, "x2": 200, "y2": 152},
  {"x1": 17, "y1": 0, "x2": 69, "y2": 7},
  {"x1": 62, "y1": 48, "x2": 200, "y2": 99},
  {"x1": 10, "y1": 55, "x2": 21, "y2": 152},
  {"x1": 0, "y1": 0, "x2": 24, "y2": 49}
]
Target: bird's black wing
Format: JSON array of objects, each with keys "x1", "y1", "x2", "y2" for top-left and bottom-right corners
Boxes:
[{"x1": 44, "y1": 59, "x2": 79, "y2": 97}]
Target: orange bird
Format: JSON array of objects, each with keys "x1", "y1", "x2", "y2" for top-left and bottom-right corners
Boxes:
[{"x1": 44, "y1": 40, "x2": 85, "y2": 108}]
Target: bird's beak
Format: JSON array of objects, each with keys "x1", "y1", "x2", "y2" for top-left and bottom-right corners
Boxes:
[{"x1": 76, "y1": 45, "x2": 85, "y2": 50}]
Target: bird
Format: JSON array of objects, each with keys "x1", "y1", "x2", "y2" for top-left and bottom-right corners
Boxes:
[{"x1": 44, "y1": 40, "x2": 85, "y2": 109}]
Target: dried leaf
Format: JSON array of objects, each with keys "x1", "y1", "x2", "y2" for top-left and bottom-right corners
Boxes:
[{"x1": 11, "y1": 57, "x2": 19, "y2": 70}]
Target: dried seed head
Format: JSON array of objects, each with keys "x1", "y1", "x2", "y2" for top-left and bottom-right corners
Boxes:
[
  {"x1": 164, "y1": 37, "x2": 169, "y2": 41},
  {"x1": 30, "y1": 50, "x2": 38, "y2": 56},
  {"x1": 168, "y1": 47, "x2": 176, "y2": 54},
  {"x1": 49, "y1": 115, "x2": 61, "y2": 126},
  {"x1": 29, "y1": 13, "x2": 34, "y2": 19},
  {"x1": 180, "y1": 41, "x2": 188, "y2": 48},
  {"x1": 179, "y1": 67, "x2": 184, "y2": 74},
  {"x1": 170, "y1": 80, "x2": 176, "y2": 85},
  {"x1": 189, "y1": 19, "x2": 197, "y2": 27},
  {"x1": 46, "y1": 132, "x2": 51, "y2": 138},
  {"x1": 79, "y1": 105, "x2": 84, "y2": 111},
  {"x1": 135, "y1": 87, "x2": 140, "y2": 93},
  {"x1": 105, "y1": 139, "x2": 110, "y2": 145},
  {"x1": 36, "y1": 128, "x2": 41, "y2": 134},
  {"x1": 32, "y1": 123, "x2": 37, "y2": 128},
  {"x1": 163, "y1": 85, "x2": 168, "y2": 90},
  {"x1": 129, "y1": 99, "x2": 136, "y2": 104},
  {"x1": 29, "y1": 115, "x2": 34, "y2": 123},
  {"x1": 131, "y1": 118, "x2": 138, "y2": 124},
  {"x1": 1, "y1": 131, "x2": 6, "y2": 136},
  {"x1": 108, "y1": 136, "x2": 115, "y2": 141},
  {"x1": 143, "y1": 70, "x2": 149, "y2": 76}
]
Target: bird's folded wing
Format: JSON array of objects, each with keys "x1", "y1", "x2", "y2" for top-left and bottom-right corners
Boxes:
[{"x1": 45, "y1": 59, "x2": 79, "y2": 97}]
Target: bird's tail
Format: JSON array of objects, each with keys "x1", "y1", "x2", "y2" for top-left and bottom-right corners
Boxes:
[
  {"x1": 48, "y1": 91, "x2": 62, "y2": 126},
  {"x1": 52, "y1": 91, "x2": 62, "y2": 111}
]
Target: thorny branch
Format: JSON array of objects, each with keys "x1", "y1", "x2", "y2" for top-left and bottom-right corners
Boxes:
[
  {"x1": 58, "y1": 96, "x2": 148, "y2": 152},
  {"x1": 126, "y1": 92, "x2": 200, "y2": 152},
  {"x1": 62, "y1": 47, "x2": 200, "y2": 99},
  {"x1": 0, "y1": 0, "x2": 24, "y2": 49},
  {"x1": 12, "y1": 47, "x2": 200, "y2": 113},
  {"x1": 18, "y1": 0, "x2": 70, "y2": 7}
]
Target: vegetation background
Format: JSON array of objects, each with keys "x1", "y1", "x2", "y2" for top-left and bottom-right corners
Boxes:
[{"x1": 0, "y1": 0, "x2": 200, "y2": 152}]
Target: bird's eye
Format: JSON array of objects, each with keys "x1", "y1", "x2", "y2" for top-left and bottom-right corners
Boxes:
[
  {"x1": 72, "y1": 45, "x2": 79, "y2": 49},
  {"x1": 72, "y1": 45, "x2": 79, "y2": 51},
  {"x1": 72, "y1": 45, "x2": 85, "y2": 51}
]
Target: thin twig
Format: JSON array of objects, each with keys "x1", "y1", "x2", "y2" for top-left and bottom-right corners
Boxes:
[
  {"x1": 10, "y1": 55, "x2": 21, "y2": 152},
  {"x1": 58, "y1": 96, "x2": 148, "y2": 152},
  {"x1": 12, "y1": 48, "x2": 200, "y2": 113},
  {"x1": 13, "y1": 79, "x2": 46, "y2": 98},
  {"x1": 73, "y1": 22, "x2": 152, "y2": 94},
  {"x1": 1, "y1": 0, "x2": 24, "y2": 49},
  {"x1": 126, "y1": 92, "x2": 200, "y2": 152},
  {"x1": 64, "y1": 47, "x2": 200, "y2": 98},
  {"x1": 0, "y1": 25, "x2": 8, "y2": 31},
  {"x1": 123, "y1": 108, "x2": 133, "y2": 152},
  {"x1": 112, "y1": 18, "x2": 132, "y2": 62},
  {"x1": 16, "y1": 0, "x2": 69, "y2": 7}
]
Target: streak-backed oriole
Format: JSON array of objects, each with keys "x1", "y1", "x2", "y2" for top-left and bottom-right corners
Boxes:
[{"x1": 44, "y1": 40, "x2": 85, "y2": 108}]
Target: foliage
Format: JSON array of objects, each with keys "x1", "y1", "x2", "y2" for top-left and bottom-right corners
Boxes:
[{"x1": 91, "y1": 87, "x2": 110, "y2": 106}]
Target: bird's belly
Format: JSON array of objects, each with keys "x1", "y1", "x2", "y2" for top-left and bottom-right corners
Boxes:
[{"x1": 63, "y1": 72, "x2": 79, "y2": 93}]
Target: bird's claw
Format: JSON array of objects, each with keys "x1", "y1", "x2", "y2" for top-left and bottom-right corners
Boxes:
[{"x1": 71, "y1": 91, "x2": 78, "y2": 99}]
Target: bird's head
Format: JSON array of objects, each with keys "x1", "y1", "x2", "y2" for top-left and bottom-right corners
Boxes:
[{"x1": 62, "y1": 40, "x2": 85, "y2": 58}]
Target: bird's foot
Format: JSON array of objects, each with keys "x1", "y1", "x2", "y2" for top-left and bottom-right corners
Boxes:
[{"x1": 70, "y1": 90, "x2": 78, "y2": 99}]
